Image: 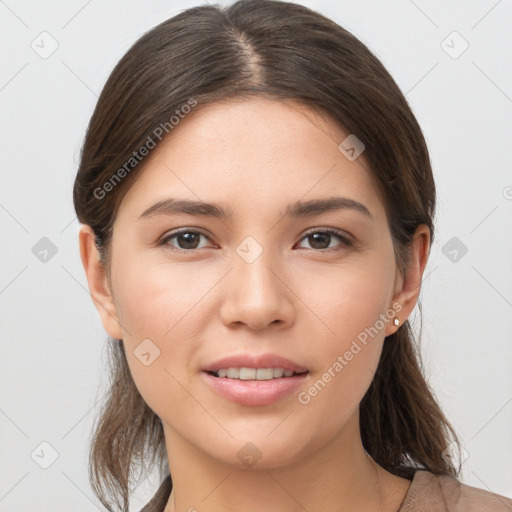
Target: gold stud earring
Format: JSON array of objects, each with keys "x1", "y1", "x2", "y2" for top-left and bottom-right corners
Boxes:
[{"x1": 393, "y1": 318, "x2": 400, "y2": 326}]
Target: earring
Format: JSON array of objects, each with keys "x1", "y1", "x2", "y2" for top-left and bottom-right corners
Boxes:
[{"x1": 393, "y1": 318, "x2": 400, "y2": 326}]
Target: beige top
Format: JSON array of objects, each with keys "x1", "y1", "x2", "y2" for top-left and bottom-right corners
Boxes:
[
  {"x1": 140, "y1": 470, "x2": 512, "y2": 511},
  {"x1": 398, "y1": 470, "x2": 512, "y2": 511}
]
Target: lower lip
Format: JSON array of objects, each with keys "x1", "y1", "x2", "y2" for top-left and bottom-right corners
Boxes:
[{"x1": 201, "y1": 371, "x2": 309, "y2": 406}]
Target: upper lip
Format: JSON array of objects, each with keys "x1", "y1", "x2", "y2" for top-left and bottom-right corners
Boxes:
[{"x1": 202, "y1": 353, "x2": 308, "y2": 373}]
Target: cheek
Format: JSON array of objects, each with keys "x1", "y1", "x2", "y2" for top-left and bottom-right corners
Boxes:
[
  {"x1": 293, "y1": 257, "x2": 394, "y2": 418},
  {"x1": 300, "y1": 254, "x2": 395, "y2": 346},
  {"x1": 109, "y1": 252, "x2": 226, "y2": 413},
  {"x1": 112, "y1": 247, "x2": 225, "y2": 342}
]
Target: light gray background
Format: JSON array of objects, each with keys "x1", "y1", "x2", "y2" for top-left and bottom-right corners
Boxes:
[{"x1": 1, "y1": 0, "x2": 511, "y2": 510}]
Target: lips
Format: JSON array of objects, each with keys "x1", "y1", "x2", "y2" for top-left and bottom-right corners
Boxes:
[
  {"x1": 201, "y1": 353, "x2": 309, "y2": 406},
  {"x1": 202, "y1": 370, "x2": 309, "y2": 406},
  {"x1": 202, "y1": 353, "x2": 308, "y2": 374}
]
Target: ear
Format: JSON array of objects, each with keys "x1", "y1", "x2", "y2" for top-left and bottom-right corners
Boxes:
[
  {"x1": 79, "y1": 224, "x2": 124, "y2": 340},
  {"x1": 385, "y1": 224, "x2": 431, "y2": 336}
]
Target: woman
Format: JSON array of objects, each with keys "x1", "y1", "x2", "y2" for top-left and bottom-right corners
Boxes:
[{"x1": 74, "y1": 0, "x2": 512, "y2": 510}]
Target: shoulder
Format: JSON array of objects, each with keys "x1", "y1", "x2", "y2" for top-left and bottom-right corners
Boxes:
[
  {"x1": 436, "y1": 472, "x2": 512, "y2": 511},
  {"x1": 400, "y1": 470, "x2": 512, "y2": 511}
]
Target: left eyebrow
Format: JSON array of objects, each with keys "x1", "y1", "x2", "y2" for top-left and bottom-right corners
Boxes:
[
  {"x1": 138, "y1": 196, "x2": 373, "y2": 221},
  {"x1": 285, "y1": 197, "x2": 373, "y2": 219}
]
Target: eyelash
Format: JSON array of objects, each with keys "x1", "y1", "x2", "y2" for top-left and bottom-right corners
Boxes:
[{"x1": 158, "y1": 227, "x2": 354, "y2": 253}]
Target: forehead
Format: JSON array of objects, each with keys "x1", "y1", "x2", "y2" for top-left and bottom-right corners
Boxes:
[{"x1": 115, "y1": 97, "x2": 386, "y2": 224}]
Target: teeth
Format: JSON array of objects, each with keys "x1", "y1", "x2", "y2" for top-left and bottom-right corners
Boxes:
[
  {"x1": 214, "y1": 367, "x2": 304, "y2": 380},
  {"x1": 257, "y1": 368, "x2": 274, "y2": 380},
  {"x1": 240, "y1": 368, "x2": 257, "y2": 380}
]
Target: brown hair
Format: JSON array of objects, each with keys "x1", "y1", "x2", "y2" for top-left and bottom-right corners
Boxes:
[{"x1": 73, "y1": 0, "x2": 462, "y2": 510}]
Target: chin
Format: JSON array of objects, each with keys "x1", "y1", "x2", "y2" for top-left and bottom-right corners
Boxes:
[{"x1": 209, "y1": 434, "x2": 315, "y2": 471}]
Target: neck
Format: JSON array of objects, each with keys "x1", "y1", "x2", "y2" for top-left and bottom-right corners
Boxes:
[{"x1": 162, "y1": 411, "x2": 409, "y2": 512}]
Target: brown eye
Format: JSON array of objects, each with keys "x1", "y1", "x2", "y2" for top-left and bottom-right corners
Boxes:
[
  {"x1": 297, "y1": 229, "x2": 353, "y2": 251},
  {"x1": 160, "y1": 230, "x2": 212, "y2": 251}
]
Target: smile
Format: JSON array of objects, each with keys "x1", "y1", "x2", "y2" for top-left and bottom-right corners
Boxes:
[{"x1": 209, "y1": 367, "x2": 308, "y2": 380}]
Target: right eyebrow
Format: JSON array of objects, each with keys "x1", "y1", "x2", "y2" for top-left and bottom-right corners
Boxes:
[{"x1": 138, "y1": 198, "x2": 234, "y2": 220}]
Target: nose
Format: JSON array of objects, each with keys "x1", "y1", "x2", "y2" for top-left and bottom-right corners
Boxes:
[{"x1": 219, "y1": 247, "x2": 295, "y2": 331}]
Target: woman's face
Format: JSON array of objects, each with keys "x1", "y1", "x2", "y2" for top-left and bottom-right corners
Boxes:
[{"x1": 94, "y1": 98, "x2": 411, "y2": 469}]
